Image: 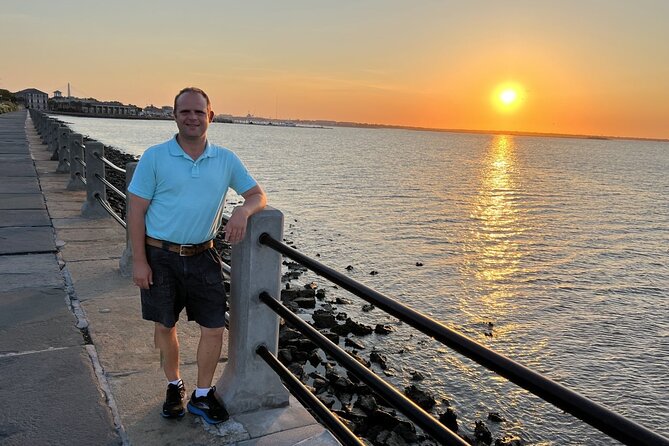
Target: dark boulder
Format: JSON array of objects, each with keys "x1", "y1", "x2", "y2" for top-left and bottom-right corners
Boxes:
[
  {"x1": 474, "y1": 420, "x2": 493, "y2": 445},
  {"x1": 404, "y1": 384, "x2": 436, "y2": 410}
]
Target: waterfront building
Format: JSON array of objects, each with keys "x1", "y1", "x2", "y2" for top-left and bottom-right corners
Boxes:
[{"x1": 15, "y1": 88, "x2": 48, "y2": 110}]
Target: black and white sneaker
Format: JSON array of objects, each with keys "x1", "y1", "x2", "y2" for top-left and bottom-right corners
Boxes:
[
  {"x1": 187, "y1": 386, "x2": 229, "y2": 424},
  {"x1": 161, "y1": 381, "x2": 186, "y2": 418}
]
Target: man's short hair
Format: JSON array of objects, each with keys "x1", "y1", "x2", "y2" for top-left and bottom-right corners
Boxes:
[{"x1": 173, "y1": 87, "x2": 211, "y2": 115}]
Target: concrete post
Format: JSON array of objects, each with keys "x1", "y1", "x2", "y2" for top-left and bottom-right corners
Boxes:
[
  {"x1": 119, "y1": 162, "x2": 137, "y2": 277},
  {"x1": 48, "y1": 120, "x2": 59, "y2": 153},
  {"x1": 81, "y1": 142, "x2": 109, "y2": 218},
  {"x1": 39, "y1": 117, "x2": 52, "y2": 142},
  {"x1": 57, "y1": 132, "x2": 73, "y2": 174},
  {"x1": 53, "y1": 126, "x2": 69, "y2": 161},
  {"x1": 67, "y1": 134, "x2": 86, "y2": 191},
  {"x1": 217, "y1": 207, "x2": 289, "y2": 414}
]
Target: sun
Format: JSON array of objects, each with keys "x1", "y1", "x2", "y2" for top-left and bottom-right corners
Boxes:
[
  {"x1": 493, "y1": 83, "x2": 523, "y2": 113},
  {"x1": 500, "y1": 89, "x2": 517, "y2": 105}
]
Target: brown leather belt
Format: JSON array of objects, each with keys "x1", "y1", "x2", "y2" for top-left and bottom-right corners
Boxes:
[{"x1": 145, "y1": 236, "x2": 214, "y2": 257}]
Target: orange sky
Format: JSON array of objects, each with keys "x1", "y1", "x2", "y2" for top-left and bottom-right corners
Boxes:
[{"x1": 2, "y1": 1, "x2": 668, "y2": 139}]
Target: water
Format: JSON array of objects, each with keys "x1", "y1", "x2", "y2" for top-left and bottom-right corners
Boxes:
[{"x1": 56, "y1": 115, "x2": 669, "y2": 445}]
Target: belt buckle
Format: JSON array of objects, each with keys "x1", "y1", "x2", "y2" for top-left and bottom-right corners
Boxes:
[{"x1": 179, "y1": 244, "x2": 193, "y2": 256}]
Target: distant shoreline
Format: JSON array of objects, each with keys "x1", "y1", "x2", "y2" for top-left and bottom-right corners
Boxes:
[{"x1": 47, "y1": 111, "x2": 669, "y2": 143}]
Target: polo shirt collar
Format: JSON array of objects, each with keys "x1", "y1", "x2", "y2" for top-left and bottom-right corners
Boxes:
[{"x1": 168, "y1": 135, "x2": 217, "y2": 160}]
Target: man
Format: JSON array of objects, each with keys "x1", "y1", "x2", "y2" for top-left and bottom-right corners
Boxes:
[{"x1": 127, "y1": 87, "x2": 266, "y2": 424}]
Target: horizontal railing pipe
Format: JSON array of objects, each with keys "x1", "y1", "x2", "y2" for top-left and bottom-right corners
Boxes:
[
  {"x1": 96, "y1": 174, "x2": 126, "y2": 200},
  {"x1": 259, "y1": 233, "x2": 669, "y2": 446},
  {"x1": 93, "y1": 152, "x2": 126, "y2": 173},
  {"x1": 94, "y1": 194, "x2": 126, "y2": 228},
  {"x1": 256, "y1": 345, "x2": 365, "y2": 446},
  {"x1": 259, "y1": 291, "x2": 469, "y2": 446}
]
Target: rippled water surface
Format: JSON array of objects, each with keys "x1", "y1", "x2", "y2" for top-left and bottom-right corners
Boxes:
[{"x1": 57, "y1": 115, "x2": 669, "y2": 444}]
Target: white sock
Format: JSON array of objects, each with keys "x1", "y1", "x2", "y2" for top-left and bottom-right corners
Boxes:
[
  {"x1": 168, "y1": 378, "x2": 182, "y2": 386},
  {"x1": 195, "y1": 387, "x2": 211, "y2": 398}
]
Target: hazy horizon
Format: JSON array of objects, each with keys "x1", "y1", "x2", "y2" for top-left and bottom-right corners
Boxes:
[{"x1": 2, "y1": 1, "x2": 668, "y2": 139}]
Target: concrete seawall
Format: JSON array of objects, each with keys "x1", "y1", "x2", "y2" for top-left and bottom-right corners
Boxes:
[{"x1": 0, "y1": 109, "x2": 339, "y2": 445}]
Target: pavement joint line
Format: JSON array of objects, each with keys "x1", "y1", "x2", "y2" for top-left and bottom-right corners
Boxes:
[{"x1": 0, "y1": 346, "x2": 70, "y2": 359}]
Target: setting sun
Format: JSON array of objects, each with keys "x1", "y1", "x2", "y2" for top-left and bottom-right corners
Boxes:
[
  {"x1": 500, "y1": 89, "x2": 517, "y2": 105},
  {"x1": 493, "y1": 83, "x2": 524, "y2": 113}
]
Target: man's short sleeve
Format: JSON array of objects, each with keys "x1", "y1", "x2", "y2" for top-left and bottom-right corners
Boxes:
[
  {"x1": 127, "y1": 149, "x2": 156, "y2": 200},
  {"x1": 228, "y1": 152, "x2": 257, "y2": 195}
]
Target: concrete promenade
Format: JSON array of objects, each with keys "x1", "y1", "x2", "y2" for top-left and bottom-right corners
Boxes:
[{"x1": 0, "y1": 110, "x2": 339, "y2": 445}]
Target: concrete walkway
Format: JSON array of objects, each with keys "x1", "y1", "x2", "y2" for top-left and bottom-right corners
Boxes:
[{"x1": 0, "y1": 110, "x2": 339, "y2": 445}]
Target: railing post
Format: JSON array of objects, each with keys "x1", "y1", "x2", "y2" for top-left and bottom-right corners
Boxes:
[
  {"x1": 119, "y1": 162, "x2": 137, "y2": 277},
  {"x1": 56, "y1": 129, "x2": 72, "y2": 173},
  {"x1": 80, "y1": 142, "x2": 109, "y2": 218},
  {"x1": 66, "y1": 134, "x2": 86, "y2": 190},
  {"x1": 47, "y1": 120, "x2": 59, "y2": 152},
  {"x1": 217, "y1": 207, "x2": 289, "y2": 414},
  {"x1": 53, "y1": 125, "x2": 69, "y2": 162}
]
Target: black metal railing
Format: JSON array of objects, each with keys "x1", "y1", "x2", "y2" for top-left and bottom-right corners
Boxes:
[
  {"x1": 259, "y1": 291, "x2": 468, "y2": 446},
  {"x1": 256, "y1": 345, "x2": 366, "y2": 446},
  {"x1": 258, "y1": 232, "x2": 669, "y2": 446}
]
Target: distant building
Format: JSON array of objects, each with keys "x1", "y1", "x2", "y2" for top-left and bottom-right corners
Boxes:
[
  {"x1": 49, "y1": 96, "x2": 141, "y2": 117},
  {"x1": 53, "y1": 90, "x2": 63, "y2": 98},
  {"x1": 140, "y1": 105, "x2": 172, "y2": 119},
  {"x1": 15, "y1": 88, "x2": 48, "y2": 110}
]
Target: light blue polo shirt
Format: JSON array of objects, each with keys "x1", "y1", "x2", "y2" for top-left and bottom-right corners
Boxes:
[{"x1": 128, "y1": 136, "x2": 258, "y2": 244}]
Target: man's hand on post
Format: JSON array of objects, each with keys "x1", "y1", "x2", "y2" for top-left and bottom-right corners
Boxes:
[{"x1": 224, "y1": 206, "x2": 250, "y2": 244}]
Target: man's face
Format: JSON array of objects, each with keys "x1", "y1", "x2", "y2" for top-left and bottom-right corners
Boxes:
[{"x1": 174, "y1": 92, "x2": 213, "y2": 140}]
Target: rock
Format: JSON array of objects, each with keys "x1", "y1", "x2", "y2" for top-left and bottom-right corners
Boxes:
[
  {"x1": 288, "y1": 363, "x2": 304, "y2": 380},
  {"x1": 370, "y1": 351, "x2": 388, "y2": 369},
  {"x1": 316, "y1": 289, "x2": 326, "y2": 299},
  {"x1": 305, "y1": 281, "x2": 318, "y2": 290},
  {"x1": 335, "y1": 312, "x2": 348, "y2": 321},
  {"x1": 308, "y1": 351, "x2": 322, "y2": 367},
  {"x1": 278, "y1": 348, "x2": 293, "y2": 364},
  {"x1": 404, "y1": 385, "x2": 436, "y2": 410},
  {"x1": 375, "y1": 323, "x2": 394, "y2": 334},
  {"x1": 347, "y1": 350, "x2": 371, "y2": 367},
  {"x1": 410, "y1": 371, "x2": 425, "y2": 381},
  {"x1": 415, "y1": 262, "x2": 423, "y2": 266},
  {"x1": 376, "y1": 430, "x2": 407, "y2": 446},
  {"x1": 336, "y1": 297, "x2": 353, "y2": 305},
  {"x1": 369, "y1": 408, "x2": 401, "y2": 430},
  {"x1": 318, "y1": 329, "x2": 339, "y2": 344},
  {"x1": 345, "y1": 265, "x2": 354, "y2": 271},
  {"x1": 344, "y1": 338, "x2": 365, "y2": 349},
  {"x1": 312, "y1": 309, "x2": 337, "y2": 328},
  {"x1": 488, "y1": 412, "x2": 505, "y2": 422},
  {"x1": 354, "y1": 394, "x2": 378, "y2": 413},
  {"x1": 439, "y1": 407, "x2": 458, "y2": 432},
  {"x1": 495, "y1": 434, "x2": 523, "y2": 446},
  {"x1": 474, "y1": 420, "x2": 493, "y2": 445},
  {"x1": 393, "y1": 420, "x2": 418, "y2": 442},
  {"x1": 362, "y1": 303, "x2": 375, "y2": 312},
  {"x1": 369, "y1": 270, "x2": 379, "y2": 275},
  {"x1": 312, "y1": 376, "x2": 328, "y2": 391},
  {"x1": 332, "y1": 318, "x2": 373, "y2": 336},
  {"x1": 293, "y1": 296, "x2": 316, "y2": 308},
  {"x1": 317, "y1": 393, "x2": 336, "y2": 408}
]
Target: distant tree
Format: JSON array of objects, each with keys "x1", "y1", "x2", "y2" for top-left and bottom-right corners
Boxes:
[{"x1": 0, "y1": 89, "x2": 17, "y2": 103}]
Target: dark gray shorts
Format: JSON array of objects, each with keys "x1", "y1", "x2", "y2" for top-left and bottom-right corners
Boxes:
[{"x1": 141, "y1": 244, "x2": 227, "y2": 328}]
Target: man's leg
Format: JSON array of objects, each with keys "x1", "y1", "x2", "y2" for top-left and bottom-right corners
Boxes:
[
  {"x1": 196, "y1": 325, "x2": 225, "y2": 388},
  {"x1": 155, "y1": 322, "x2": 180, "y2": 381}
]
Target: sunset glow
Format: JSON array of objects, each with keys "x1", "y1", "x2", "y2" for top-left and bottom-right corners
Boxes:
[{"x1": 1, "y1": 1, "x2": 668, "y2": 139}]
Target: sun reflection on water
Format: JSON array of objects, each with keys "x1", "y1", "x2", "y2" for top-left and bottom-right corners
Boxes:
[{"x1": 461, "y1": 135, "x2": 526, "y2": 328}]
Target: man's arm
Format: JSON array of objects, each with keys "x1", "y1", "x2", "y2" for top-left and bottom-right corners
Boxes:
[
  {"x1": 127, "y1": 193, "x2": 152, "y2": 289},
  {"x1": 224, "y1": 184, "x2": 267, "y2": 244}
]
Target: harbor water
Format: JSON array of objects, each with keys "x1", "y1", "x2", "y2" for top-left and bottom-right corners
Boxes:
[{"x1": 56, "y1": 115, "x2": 669, "y2": 445}]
